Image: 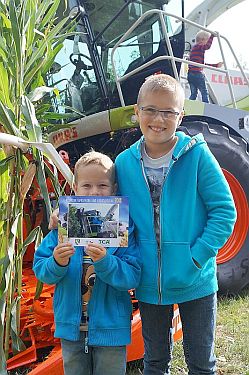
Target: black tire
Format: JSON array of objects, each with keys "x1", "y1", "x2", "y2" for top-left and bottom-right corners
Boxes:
[{"x1": 179, "y1": 120, "x2": 249, "y2": 295}]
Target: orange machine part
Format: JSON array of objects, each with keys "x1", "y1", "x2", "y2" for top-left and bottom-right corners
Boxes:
[
  {"x1": 7, "y1": 327, "x2": 37, "y2": 370},
  {"x1": 217, "y1": 169, "x2": 249, "y2": 264},
  {"x1": 7, "y1": 269, "x2": 182, "y2": 373},
  {"x1": 28, "y1": 347, "x2": 63, "y2": 375}
]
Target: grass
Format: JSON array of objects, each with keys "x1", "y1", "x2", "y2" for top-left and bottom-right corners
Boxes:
[{"x1": 127, "y1": 289, "x2": 249, "y2": 375}]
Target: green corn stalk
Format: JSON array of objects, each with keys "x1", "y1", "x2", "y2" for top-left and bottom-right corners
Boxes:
[{"x1": 0, "y1": 0, "x2": 75, "y2": 371}]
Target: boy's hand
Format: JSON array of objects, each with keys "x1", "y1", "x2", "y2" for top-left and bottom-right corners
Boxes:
[
  {"x1": 85, "y1": 243, "x2": 106, "y2": 262},
  {"x1": 217, "y1": 62, "x2": 223, "y2": 68},
  {"x1": 48, "y1": 208, "x2": 59, "y2": 230},
  {"x1": 53, "y1": 242, "x2": 75, "y2": 266},
  {"x1": 193, "y1": 258, "x2": 201, "y2": 269}
]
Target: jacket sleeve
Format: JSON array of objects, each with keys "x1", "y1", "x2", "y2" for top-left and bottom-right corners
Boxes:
[
  {"x1": 202, "y1": 34, "x2": 214, "y2": 50},
  {"x1": 93, "y1": 220, "x2": 141, "y2": 291},
  {"x1": 191, "y1": 145, "x2": 237, "y2": 267},
  {"x1": 33, "y1": 230, "x2": 69, "y2": 284}
]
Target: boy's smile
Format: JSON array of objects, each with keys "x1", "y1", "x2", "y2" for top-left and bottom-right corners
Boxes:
[
  {"x1": 135, "y1": 90, "x2": 184, "y2": 158},
  {"x1": 149, "y1": 126, "x2": 165, "y2": 133}
]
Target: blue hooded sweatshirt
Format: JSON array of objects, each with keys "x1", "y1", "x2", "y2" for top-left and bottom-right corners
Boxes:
[
  {"x1": 33, "y1": 226, "x2": 141, "y2": 346},
  {"x1": 115, "y1": 131, "x2": 237, "y2": 305}
]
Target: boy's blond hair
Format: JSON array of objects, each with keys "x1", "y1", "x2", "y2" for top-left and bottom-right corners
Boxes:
[
  {"x1": 74, "y1": 150, "x2": 115, "y2": 184},
  {"x1": 195, "y1": 30, "x2": 210, "y2": 43},
  {"x1": 137, "y1": 74, "x2": 185, "y2": 109}
]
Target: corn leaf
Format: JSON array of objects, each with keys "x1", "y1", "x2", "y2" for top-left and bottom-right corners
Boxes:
[
  {"x1": 0, "y1": 11, "x2": 11, "y2": 29},
  {"x1": 28, "y1": 86, "x2": 56, "y2": 102},
  {"x1": 21, "y1": 95, "x2": 42, "y2": 142},
  {"x1": 0, "y1": 63, "x2": 12, "y2": 108},
  {"x1": 0, "y1": 102, "x2": 22, "y2": 137},
  {"x1": 39, "y1": 0, "x2": 61, "y2": 29},
  {"x1": 19, "y1": 226, "x2": 42, "y2": 258},
  {"x1": 36, "y1": 0, "x2": 54, "y2": 27},
  {"x1": 35, "y1": 149, "x2": 52, "y2": 222},
  {"x1": 0, "y1": 150, "x2": 10, "y2": 205},
  {"x1": 0, "y1": 296, "x2": 7, "y2": 375},
  {"x1": 44, "y1": 162, "x2": 61, "y2": 199},
  {"x1": 9, "y1": 0, "x2": 22, "y2": 66},
  {"x1": 10, "y1": 298, "x2": 26, "y2": 354}
]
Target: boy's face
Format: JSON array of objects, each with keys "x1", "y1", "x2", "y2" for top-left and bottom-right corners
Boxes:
[
  {"x1": 73, "y1": 164, "x2": 116, "y2": 196},
  {"x1": 134, "y1": 89, "x2": 184, "y2": 155},
  {"x1": 197, "y1": 37, "x2": 208, "y2": 45}
]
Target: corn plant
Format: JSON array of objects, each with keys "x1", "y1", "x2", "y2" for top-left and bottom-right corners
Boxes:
[{"x1": 0, "y1": 0, "x2": 75, "y2": 372}]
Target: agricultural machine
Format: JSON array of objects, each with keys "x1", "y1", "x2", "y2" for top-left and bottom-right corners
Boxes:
[
  {"x1": 49, "y1": 0, "x2": 249, "y2": 295},
  {"x1": 3, "y1": 0, "x2": 249, "y2": 373},
  {"x1": 68, "y1": 204, "x2": 119, "y2": 238}
]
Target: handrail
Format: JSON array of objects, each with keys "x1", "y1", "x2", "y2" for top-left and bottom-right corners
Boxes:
[{"x1": 110, "y1": 9, "x2": 249, "y2": 108}]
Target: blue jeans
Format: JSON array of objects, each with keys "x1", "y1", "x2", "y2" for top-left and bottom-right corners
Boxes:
[
  {"x1": 187, "y1": 71, "x2": 209, "y2": 103},
  {"x1": 139, "y1": 293, "x2": 217, "y2": 375},
  {"x1": 61, "y1": 332, "x2": 126, "y2": 375}
]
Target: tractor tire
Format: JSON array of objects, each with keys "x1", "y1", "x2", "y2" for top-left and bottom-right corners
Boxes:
[{"x1": 180, "y1": 121, "x2": 249, "y2": 295}]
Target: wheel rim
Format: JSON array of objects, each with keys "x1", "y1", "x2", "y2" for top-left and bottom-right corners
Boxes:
[{"x1": 217, "y1": 169, "x2": 249, "y2": 264}]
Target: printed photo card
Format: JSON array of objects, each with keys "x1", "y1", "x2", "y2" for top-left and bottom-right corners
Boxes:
[{"x1": 58, "y1": 196, "x2": 129, "y2": 247}]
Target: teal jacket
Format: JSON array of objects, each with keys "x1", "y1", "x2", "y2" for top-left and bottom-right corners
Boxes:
[
  {"x1": 33, "y1": 227, "x2": 141, "y2": 345},
  {"x1": 115, "y1": 131, "x2": 237, "y2": 305}
]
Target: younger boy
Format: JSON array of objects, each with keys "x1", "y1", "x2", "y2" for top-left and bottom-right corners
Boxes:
[
  {"x1": 33, "y1": 151, "x2": 141, "y2": 375},
  {"x1": 115, "y1": 74, "x2": 236, "y2": 374},
  {"x1": 187, "y1": 30, "x2": 223, "y2": 102}
]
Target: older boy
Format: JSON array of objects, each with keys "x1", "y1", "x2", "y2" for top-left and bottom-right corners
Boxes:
[
  {"x1": 187, "y1": 30, "x2": 223, "y2": 102},
  {"x1": 115, "y1": 74, "x2": 236, "y2": 374},
  {"x1": 33, "y1": 151, "x2": 141, "y2": 375}
]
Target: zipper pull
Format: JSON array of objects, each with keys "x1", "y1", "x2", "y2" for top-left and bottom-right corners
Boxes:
[{"x1": 84, "y1": 334, "x2": 89, "y2": 354}]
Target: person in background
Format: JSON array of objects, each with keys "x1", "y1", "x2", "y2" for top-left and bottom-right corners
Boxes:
[
  {"x1": 115, "y1": 74, "x2": 236, "y2": 375},
  {"x1": 187, "y1": 30, "x2": 223, "y2": 103},
  {"x1": 33, "y1": 151, "x2": 141, "y2": 375}
]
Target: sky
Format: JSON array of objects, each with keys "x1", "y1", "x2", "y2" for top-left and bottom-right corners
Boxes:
[{"x1": 185, "y1": 0, "x2": 249, "y2": 69}]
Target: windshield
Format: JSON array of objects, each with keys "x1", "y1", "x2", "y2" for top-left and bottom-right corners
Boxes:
[
  {"x1": 87, "y1": 0, "x2": 182, "y2": 46},
  {"x1": 50, "y1": 0, "x2": 183, "y2": 119},
  {"x1": 104, "y1": 0, "x2": 183, "y2": 81}
]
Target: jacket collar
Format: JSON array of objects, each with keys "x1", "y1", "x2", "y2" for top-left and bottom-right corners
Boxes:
[{"x1": 130, "y1": 131, "x2": 206, "y2": 161}]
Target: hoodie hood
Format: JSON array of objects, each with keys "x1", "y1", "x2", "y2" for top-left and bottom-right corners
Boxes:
[{"x1": 129, "y1": 131, "x2": 206, "y2": 160}]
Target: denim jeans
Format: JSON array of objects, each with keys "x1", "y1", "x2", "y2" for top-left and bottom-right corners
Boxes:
[
  {"x1": 61, "y1": 332, "x2": 126, "y2": 375},
  {"x1": 139, "y1": 293, "x2": 217, "y2": 375},
  {"x1": 187, "y1": 71, "x2": 209, "y2": 103}
]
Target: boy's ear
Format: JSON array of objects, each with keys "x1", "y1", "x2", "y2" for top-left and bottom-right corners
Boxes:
[
  {"x1": 177, "y1": 110, "x2": 185, "y2": 127},
  {"x1": 134, "y1": 104, "x2": 139, "y2": 117},
  {"x1": 134, "y1": 104, "x2": 141, "y2": 124}
]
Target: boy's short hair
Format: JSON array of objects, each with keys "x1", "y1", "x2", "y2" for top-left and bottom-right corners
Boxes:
[
  {"x1": 137, "y1": 74, "x2": 185, "y2": 109},
  {"x1": 195, "y1": 30, "x2": 210, "y2": 43},
  {"x1": 74, "y1": 150, "x2": 115, "y2": 184}
]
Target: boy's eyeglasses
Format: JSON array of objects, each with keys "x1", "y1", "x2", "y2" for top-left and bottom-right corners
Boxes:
[{"x1": 139, "y1": 106, "x2": 180, "y2": 119}]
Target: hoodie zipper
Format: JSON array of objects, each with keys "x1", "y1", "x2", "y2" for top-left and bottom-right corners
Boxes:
[
  {"x1": 158, "y1": 158, "x2": 177, "y2": 303},
  {"x1": 77, "y1": 248, "x2": 83, "y2": 340},
  {"x1": 158, "y1": 143, "x2": 189, "y2": 303},
  {"x1": 139, "y1": 139, "x2": 191, "y2": 304},
  {"x1": 140, "y1": 158, "x2": 155, "y2": 226},
  {"x1": 140, "y1": 157, "x2": 163, "y2": 304}
]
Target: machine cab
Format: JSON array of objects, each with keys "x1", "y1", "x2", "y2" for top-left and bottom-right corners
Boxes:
[{"x1": 51, "y1": 0, "x2": 184, "y2": 117}]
